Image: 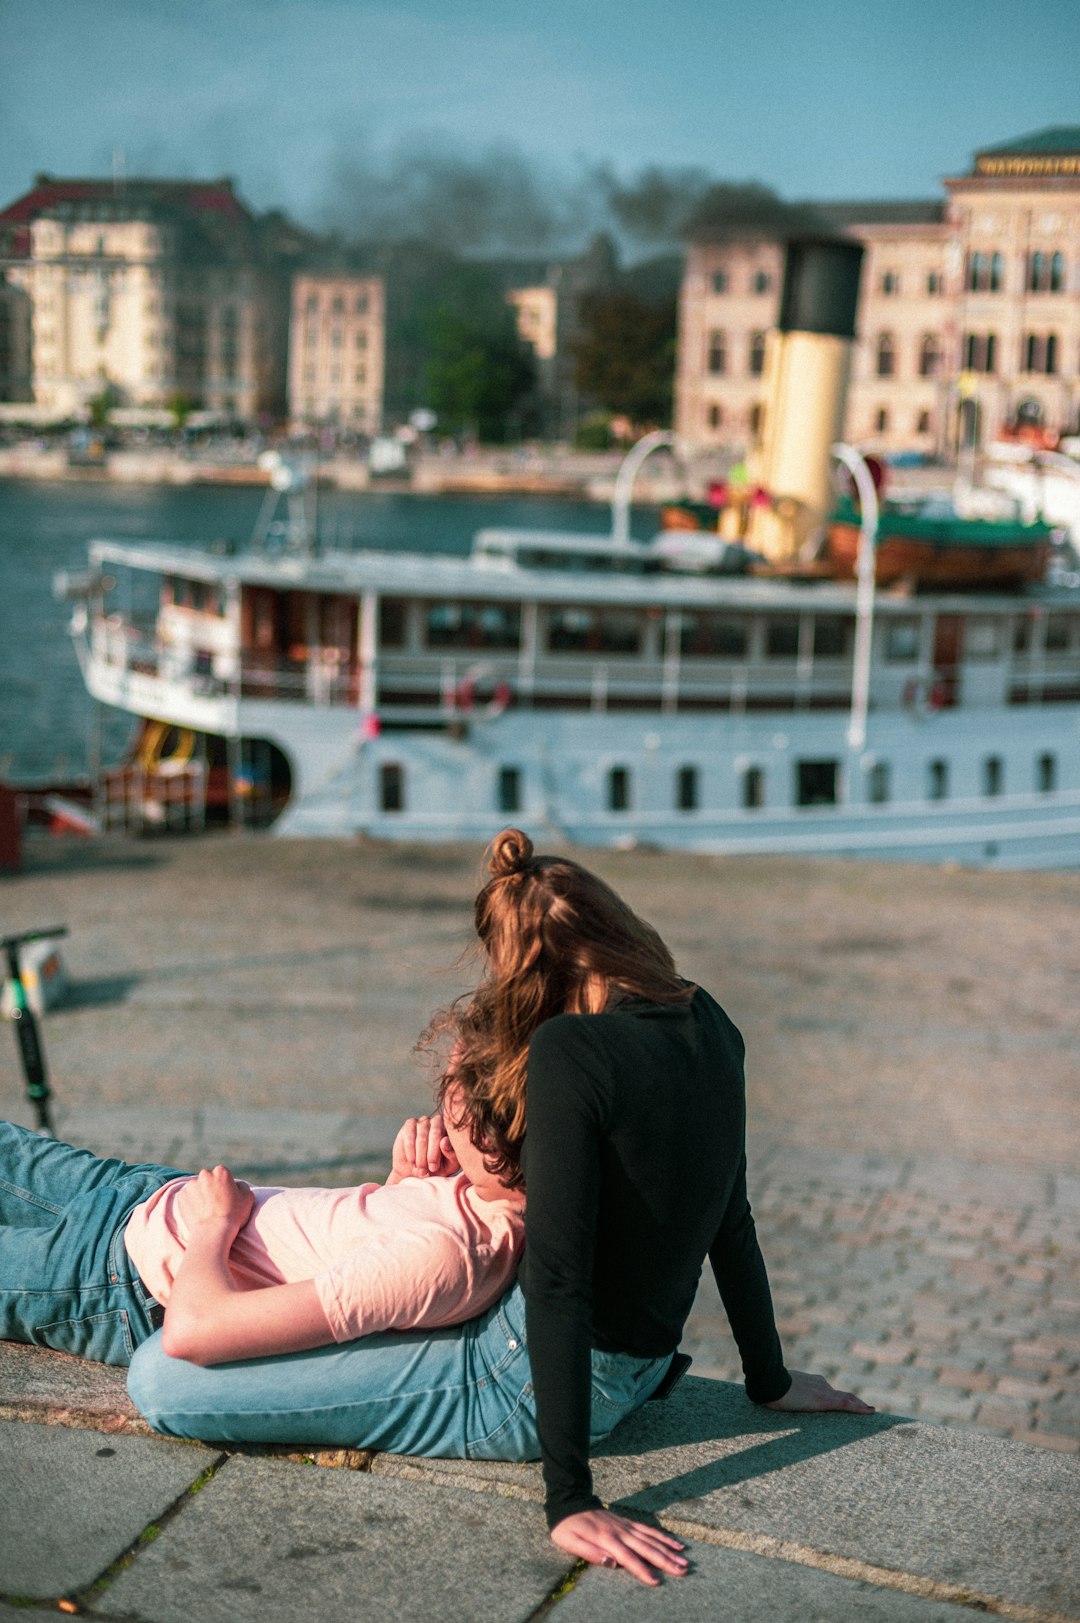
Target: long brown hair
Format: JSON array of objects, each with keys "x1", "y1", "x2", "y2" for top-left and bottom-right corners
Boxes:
[{"x1": 427, "y1": 828, "x2": 692, "y2": 1190}]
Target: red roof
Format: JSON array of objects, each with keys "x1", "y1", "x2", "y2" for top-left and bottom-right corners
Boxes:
[{"x1": 0, "y1": 176, "x2": 251, "y2": 255}]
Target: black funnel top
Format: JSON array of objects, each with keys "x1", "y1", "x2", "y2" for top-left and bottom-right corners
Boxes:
[{"x1": 778, "y1": 239, "x2": 863, "y2": 339}]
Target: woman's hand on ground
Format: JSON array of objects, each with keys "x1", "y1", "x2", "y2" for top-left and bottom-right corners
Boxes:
[
  {"x1": 176, "y1": 1166, "x2": 253, "y2": 1241},
  {"x1": 763, "y1": 1369, "x2": 875, "y2": 1414},
  {"x1": 389, "y1": 1113, "x2": 460, "y2": 1182},
  {"x1": 550, "y1": 1509, "x2": 689, "y2": 1586}
]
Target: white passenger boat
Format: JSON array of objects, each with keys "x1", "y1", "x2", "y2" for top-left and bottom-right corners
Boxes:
[{"x1": 60, "y1": 241, "x2": 1080, "y2": 868}]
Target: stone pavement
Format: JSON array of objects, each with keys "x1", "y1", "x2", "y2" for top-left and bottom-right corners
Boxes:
[
  {"x1": 2, "y1": 1358, "x2": 1079, "y2": 1621},
  {"x1": 2, "y1": 832, "x2": 1080, "y2": 1613}
]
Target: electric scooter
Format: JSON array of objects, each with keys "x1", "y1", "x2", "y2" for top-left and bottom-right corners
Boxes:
[{"x1": 2, "y1": 926, "x2": 67, "y2": 1137}]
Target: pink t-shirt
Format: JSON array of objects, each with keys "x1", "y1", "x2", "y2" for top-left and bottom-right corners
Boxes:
[{"x1": 124, "y1": 1173, "x2": 523, "y2": 1343}]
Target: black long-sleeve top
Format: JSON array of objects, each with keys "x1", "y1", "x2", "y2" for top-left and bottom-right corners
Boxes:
[{"x1": 518, "y1": 987, "x2": 790, "y2": 1529}]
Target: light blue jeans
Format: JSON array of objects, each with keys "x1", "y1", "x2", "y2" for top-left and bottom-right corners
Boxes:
[
  {"x1": 0, "y1": 1122, "x2": 180, "y2": 1365},
  {"x1": 128, "y1": 1283, "x2": 670, "y2": 1462}
]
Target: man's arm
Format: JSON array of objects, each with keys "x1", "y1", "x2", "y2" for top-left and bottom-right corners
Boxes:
[{"x1": 161, "y1": 1167, "x2": 332, "y2": 1366}]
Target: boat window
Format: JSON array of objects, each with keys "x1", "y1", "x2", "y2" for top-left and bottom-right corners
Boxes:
[
  {"x1": 1044, "y1": 615, "x2": 1072, "y2": 653},
  {"x1": 927, "y1": 759, "x2": 948, "y2": 801},
  {"x1": 679, "y1": 613, "x2": 748, "y2": 658},
  {"x1": 379, "y1": 598, "x2": 407, "y2": 648},
  {"x1": 608, "y1": 766, "x2": 631, "y2": 812},
  {"x1": 675, "y1": 765, "x2": 699, "y2": 813},
  {"x1": 379, "y1": 762, "x2": 405, "y2": 813},
  {"x1": 1037, "y1": 753, "x2": 1057, "y2": 793},
  {"x1": 1012, "y1": 615, "x2": 1034, "y2": 654},
  {"x1": 797, "y1": 760, "x2": 838, "y2": 807},
  {"x1": 548, "y1": 607, "x2": 642, "y2": 655},
  {"x1": 812, "y1": 616, "x2": 852, "y2": 658},
  {"x1": 965, "y1": 619, "x2": 1001, "y2": 661},
  {"x1": 867, "y1": 761, "x2": 890, "y2": 805},
  {"x1": 497, "y1": 766, "x2": 522, "y2": 814},
  {"x1": 741, "y1": 767, "x2": 764, "y2": 810},
  {"x1": 884, "y1": 618, "x2": 920, "y2": 662},
  {"x1": 982, "y1": 756, "x2": 1003, "y2": 797},
  {"x1": 764, "y1": 617, "x2": 800, "y2": 658},
  {"x1": 425, "y1": 601, "x2": 521, "y2": 650}
]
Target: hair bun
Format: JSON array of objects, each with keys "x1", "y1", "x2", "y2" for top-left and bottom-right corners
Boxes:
[{"x1": 488, "y1": 827, "x2": 534, "y2": 878}]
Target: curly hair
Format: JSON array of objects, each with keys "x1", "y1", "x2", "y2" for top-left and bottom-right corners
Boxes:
[{"x1": 426, "y1": 828, "x2": 692, "y2": 1191}]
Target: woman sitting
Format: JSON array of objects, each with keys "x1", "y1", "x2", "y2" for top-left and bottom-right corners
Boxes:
[{"x1": 128, "y1": 829, "x2": 871, "y2": 1586}]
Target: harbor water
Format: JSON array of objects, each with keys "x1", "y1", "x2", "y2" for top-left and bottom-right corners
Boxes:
[{"x1": 0, "y1": 479, "x2": 658, "y2": 783}]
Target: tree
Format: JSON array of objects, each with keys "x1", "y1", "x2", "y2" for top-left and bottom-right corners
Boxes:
[
  {"x1": 573, "y1": 287, "x2": 677, "y2": 427},
  {"x1": 420, "y1": 264, "x2": 536, "y2": 442}
]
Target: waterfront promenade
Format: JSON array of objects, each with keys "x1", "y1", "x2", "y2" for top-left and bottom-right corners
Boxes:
[{"x1": 1, "y1": 832, "x2": 1078, "y2": 1617}]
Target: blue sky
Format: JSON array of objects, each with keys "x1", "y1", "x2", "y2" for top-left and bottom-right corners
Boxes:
[{"x1": 3, "y1": 0, "x2": 1078, "y2": 239}]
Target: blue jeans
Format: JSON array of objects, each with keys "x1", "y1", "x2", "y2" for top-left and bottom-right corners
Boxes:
[
  {"x1": 0, "y1": 1122, "x2": 180, "y2": 1366},
  {"x1": 129, "y1": 1283, "x2": 670, "y2": 1462}
]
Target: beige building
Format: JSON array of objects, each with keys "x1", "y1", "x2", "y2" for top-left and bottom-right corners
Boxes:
[
  {"x1": 676, "y1": 128, "x2": 1080, "y2": 457},
  {"x1": 287, "y1": 274, "x2": 384, "y2": 433},
  {"x1": 0, "y1": 176, "x2": 284, "y2": 421}
]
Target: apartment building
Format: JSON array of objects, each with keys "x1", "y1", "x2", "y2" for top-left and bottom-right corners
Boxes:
[
  {"x1": 0, "y1": 176, "x2": 285, "y2": 420},
  {"x1": 286, "y1": 273, "x2": 384, "y2": 433},
  {"x1": 676, "y1": 128, "x2": 1080, "y2": 455}
]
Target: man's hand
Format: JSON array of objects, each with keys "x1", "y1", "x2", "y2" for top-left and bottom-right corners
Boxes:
[
  {"x1": 550, "y1": 1509, "x2": 689, "y2": 1587},
  {"x1": 763, "y1": 1369, "x2": 875, "y2": 1414},
  {"x1": 176, "y1": 1166, "x2": 253, "y2": 1242},
  {"x1": 388, "y1": 1114, "x2": 461, "y2": 1184}
]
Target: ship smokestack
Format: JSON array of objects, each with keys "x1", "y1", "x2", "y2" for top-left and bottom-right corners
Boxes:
[{"x1": 747, "y1": 237, "x2": 864, "y2": 562}]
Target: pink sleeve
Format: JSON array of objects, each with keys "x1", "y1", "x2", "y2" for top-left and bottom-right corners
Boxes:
[{"x1": 315, "y1": 1222, "x2": 518, "y2": 1343}]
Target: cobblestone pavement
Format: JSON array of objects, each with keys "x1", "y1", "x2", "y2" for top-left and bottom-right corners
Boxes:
[{"x1": 3, "y1": 833, "x2": 1079, "y2": 1458}]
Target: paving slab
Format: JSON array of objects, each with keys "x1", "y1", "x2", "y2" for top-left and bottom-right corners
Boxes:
[
  {"x1": 97, "y1": 1453, "x2": 570, "y2": 1623},
  {"x1": 0, "y1": 1340, "x2": 151, "y2": 1435},
  {"x1": 0, "y1": 1420, "x2": 220, "y2": 1599},
  {"x1": 374, "y1": 1378, "x2": 1080, "y2": 1619},
  {"x1": 560, "y1": 1541, "x2": 979, "y2": 1622}
]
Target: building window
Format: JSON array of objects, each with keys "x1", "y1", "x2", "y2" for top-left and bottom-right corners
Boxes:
[
  {"x1": 867, "y1": 761, "x2": 890, "y2": 804},
  {"x1": 355, "y1": 331, "x2": 368, "y2": 350},
  {"x1": 355, "y1": 366, "x2": 366, "y2": 385},
  {"x1": 707, "y1": 403, "x2": 723, "y2": 429},
  {"x1": 1036, "y1": 753, "x2": 1057, "y2": 793},
  {"x1": 927, "y1": 271, "x2": 943, "y2": 295},
  {"x1": 918, "y1": 333, "x2": 940, "y2": 377},
  {"x1": 927, "y1": 758, "x2": 948, "y2": 801},
  {"x1": 608, "y1": 766, "x2": 630, "y2": 812},
  {"x1": 749, "y1": 331, "x2": 766, "y2": 376},
  {"x1": 982, "y1": 756, "x2": 1003, "y2": 797},
  {"x1": 497, "y1": 765, "x2": 521, "y2": 813},
  {"x1": 796, "y1": 760, "x2": 839, "y2": 807},
  {"x1": 379, "y1": 597, "x2": 407, "y2": 647},
  {"x1": 675, "y1": 765, "x2": 699, "y2": 812},
  {"x1": 749, "y1": 401, "x2": 763, "y2": 436},
  {"x1": 876, "y1": 332, "x2": 895, "y2": 377},
  {"x1": 1027, "y1": 250, "x2": 1065, "y2": 293},
  {"x1": 305, "y1": 294, "x2": 318, "y2": 316},
  {"x1": 875, "y1": 407, "x2": 889, "y2": 433},
  {"x1": 741, "y1": 766, "x2": 764, "y2": 809},
  {"x1": 752, "y1": 269, "x2": 771, "y2": 294},
  {"x1": 355, "y1": 294, "x2": 369, "y2": 315},
  {"x1": 707, "y1": 330, "x2": 726, "y2": 375},
  {"x1": 963, "y1": 332, "x2": 997, "y2": 373},
  {"x1": 965, "y1": 251, "x2": 1003, "y2": 292},
  {"x1": 379, "y1": 762, "x2": 405, "y2": 813},
  {"x1": 331, "y1": 295, "x2": 345, "y2": 315},
  {"x1": 881, "y1": 271, "x2": 900, "y2": 295},
  {"x1": 711, "y1": 269, "x2": 728, "y2": 294},
  {"x1": 916, "y1": 409, "x2": 932, "y2": 434},
  {"x1": 1023, "y1": 333, "x2": 1058, "y2": 375}
]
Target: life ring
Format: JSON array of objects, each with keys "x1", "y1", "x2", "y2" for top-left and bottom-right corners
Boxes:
[
  {"x1": 902, "y1": 675, "x2": 947, "y2": 718},
  {"x1": 455, "y1": 664, "x2": 512, "y2": 721}
]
